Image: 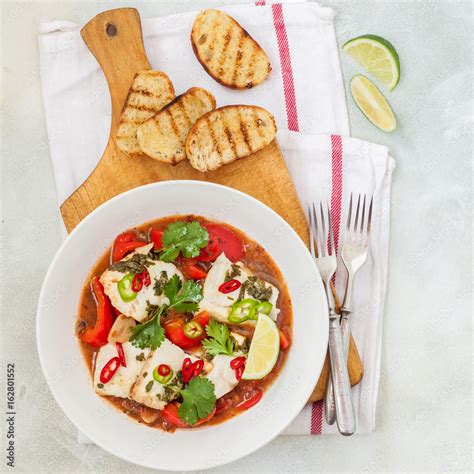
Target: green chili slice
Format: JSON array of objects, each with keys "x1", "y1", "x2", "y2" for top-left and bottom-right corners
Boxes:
[
  {"x1": 255, "y1": 301, "x2": 273, "y2": 316},
  {"x1": 228, "y1": 299, "x2": 258, "y2": 324},
  {"x1": 117, "y1": 274, "x2": 136, "y2": 302},
  {"x1": 153, "y1": 364, "x2": 173, "y2": 384},
  {"x1": 183, "y1": 320, "x2": 204, "y2": 339}
]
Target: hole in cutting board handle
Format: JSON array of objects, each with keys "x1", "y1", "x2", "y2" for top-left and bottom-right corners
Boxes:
[{"x1": 106, "y1": 23, "x2": 117, "y2": 36}]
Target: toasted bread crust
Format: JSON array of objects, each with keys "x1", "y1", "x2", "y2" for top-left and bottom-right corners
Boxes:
[
  {"x1": 191, "y1": 9, "x2": 271, "y2": 89},
  {"x1": 186, "y1": 105, "x2": 277, "y2": 172},
  {"x1": 116, "y1": 70, "x2": 175, "y2": 157},
  {"x1": 136, "y1": 87, "x2": 216, "y2": 164}
]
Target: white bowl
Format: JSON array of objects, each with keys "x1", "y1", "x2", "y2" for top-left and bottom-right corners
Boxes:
[{"x1": 37, "y1": 181, "x2": 328, "y2": 471}]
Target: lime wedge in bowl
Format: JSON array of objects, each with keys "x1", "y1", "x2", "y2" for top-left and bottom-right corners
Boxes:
[
  {"x1": 242, "y1": 314, "x2": 280, "y2": 380},
  {"x1": 343, "y1": 34, "x2": 400, "y2": 91},
  {"x1": 350, "y1": 74, "x2": 397, "y2": 132}
]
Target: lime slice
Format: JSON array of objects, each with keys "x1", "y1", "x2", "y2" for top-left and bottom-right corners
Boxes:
[
  {"x1": 242, "y1": 314, "x2": 280, "y2": 380},
  {"x1": 342, "y1": 34, "x2": 400, "y2": 91},
  {"x1": 350, "y1": 74, "x2": 397, "y2": 132}
]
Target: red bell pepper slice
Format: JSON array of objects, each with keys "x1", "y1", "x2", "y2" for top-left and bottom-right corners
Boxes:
[
  {"x1": 161, "y1": 403, "x2": 216, "y2": 428},
  {"x1": 112, "y1": 231, "x2": 145, "y2": 263},
  {"x1": 279, "y1": 329, "x2": 291, "y2": 350},
  {"x1": 149, "y1": 229, "x2": 164, "y2": 250},
  {"x1": 180, "y1": 260, "x2": 208, "y2": 280},
  {"x1": 80, "y1": 277, "x2": 114, "y2": 348},
  {"x1": 164, "y1": 312, "x2": 210, "y2": 350}
]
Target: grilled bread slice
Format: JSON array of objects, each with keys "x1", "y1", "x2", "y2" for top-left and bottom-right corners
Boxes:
[
  {"x1": 191, "y1": 9, "x2": 271, "y2": 89},
  {"x1": 136, "y1": 87, "x2": 216, "y2": 164},
  {"x1": 116, "y1": 70, "x2": 175, "y2": 157},
  {"x1": 186, "y1": 105, "x2": 277, "y2": 172}
]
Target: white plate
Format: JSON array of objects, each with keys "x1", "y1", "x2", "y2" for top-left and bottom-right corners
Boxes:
[{"x1": 37, "y1": 181, "x2": 328, "y2": 471}]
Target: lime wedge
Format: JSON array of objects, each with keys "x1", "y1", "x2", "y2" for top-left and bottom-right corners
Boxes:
[
  {"x1": 343, "y1": 34, "x2": 400, "y2": 91},
  {"x1": 350, "y1": 74, "x2": 397, "y2": 132},
  {"x1": 242, "y1": 314, "x2": 280, "y2": 380}
]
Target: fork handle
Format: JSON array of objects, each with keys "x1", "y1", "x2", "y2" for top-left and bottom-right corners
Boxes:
[{"x1": 328, "y1": 310, "x2": 355, "y2": 435}]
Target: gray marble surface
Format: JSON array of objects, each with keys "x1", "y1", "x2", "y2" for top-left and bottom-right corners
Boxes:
[{"x1": 1, "y1": 0, "x2": 472, "y2": 472}]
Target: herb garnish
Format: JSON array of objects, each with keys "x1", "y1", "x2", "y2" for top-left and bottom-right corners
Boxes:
[
  {"x1": 165, "y1": 275, "x2": 203, "y2": 313},
  {"x1": 154, "y1": 271, "x2": 169, "y2": 296},
  {"x1": 202, "y1": 319, "x2": 235, "y2": 356},
  {"x1": 130, "y1": 276, "x2": 203, "y2": 350},
  {"x1": 130, "y1": 304, "x2": 165, "y2": 350},
  {"x1": 245, "y1": 276, "x2": 273, "y2": 301},
  {"x1": 178, "y1": 376, "x2": 216, "y2": 425},
  {"x1": 159, "y1": 221, "x2": 209, "y2": 262},
  {"x1": 97, "y1": 383, "x2": 104, "y2": 389},
  {"x1": 135, "y1": 352, "x2": 146, "y2": 361},
  {"x1": 224, "y1": 264, "x2": 241, "y2": 282},
  {"x1": 108, "y1": 253, "x2": 153, "y2": 274},
  {"x1": 145, "y1": 380, "x2": 154, "y2": 392}
]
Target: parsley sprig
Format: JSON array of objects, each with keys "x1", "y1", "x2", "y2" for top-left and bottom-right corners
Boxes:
[
  {"x1": 165, "y1": 275, "x2": 203, "y2": 313},
  {"x1": 130, "y1": 304, "x2": 165, "y2": 350},
  {"x1": 179, "y1": 376, "x2": 216, "y2": 425},
  {"x1": 202, "y1": 319, "x2": 235, "y2": 356},
  {"x1": 159, "y1": 221, "x2": 209, "y2": 262},
  {"x1": 130, "y1": 275, "x2": 203, "y2": 350}
]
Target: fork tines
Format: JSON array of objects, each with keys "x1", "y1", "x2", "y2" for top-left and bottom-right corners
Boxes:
[
  {"x1": 308, "y1": 203, "x2": 336, "y2": 259},
  {"x1": 346, "y1": 193, "x2": 373, "y2": 243}
]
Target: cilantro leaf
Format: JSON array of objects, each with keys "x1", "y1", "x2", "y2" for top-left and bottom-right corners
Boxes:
[
  {"x1": 202, "y1": 319, "x2": 235, "y2": 356},
  {"x1": 165, "y1": 275, "x2": 203, "y2": 313},
  {"x1": 130, "y1": 305, "x2": 165, "y2": 350},
  {"x1": 178, "y1": 376, "x2": 216, "y2": 425},
  {"x1": 159, "y1": 221, "x2": 209, "y2": 262}
]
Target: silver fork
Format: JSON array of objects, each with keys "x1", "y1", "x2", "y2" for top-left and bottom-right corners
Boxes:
[
  {"x1": 324, "y1": 193, "x2": 373, "y2": 426},
  {"x1": 308, "y1": 203, "x2": 355, "y2": 436}
]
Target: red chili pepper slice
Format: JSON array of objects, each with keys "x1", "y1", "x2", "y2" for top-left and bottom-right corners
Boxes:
[
  {"x1": 131, "y1": 273, "x2": 143, "y2": 292},
  {"x1": 157, "y1": 364, "x2": 171, "y2": 377},
  {"x1": 99, "y1": 357, "x2": 121, "y2": 384},
  {"x1": 237, "y1": 388, "x2": 263, "y2": 410},
  {"x1": 182, "y1": 357, "x2": 204, "y2": 383},
  {"x1": 230, "y1": 356, "x2": 246, "y2": 370},
  {"x1": 80, "y1": 277, "x2": 114, "y2": 348},
  {"x1": 116, "y1": 342, "x2": 126, "y2": 367},
  {"x1": 192, "y1": 359, "x2": 204, "y2": 378},
  {"x1": 141, "y1": 269, "x2": 151, "y2": 287},
  {"x1": 235, "y1": 365, "x2": 245, "y2": 382},
  {"x1": 218, "y1": 279, "x2": 241, "y2": 294}
]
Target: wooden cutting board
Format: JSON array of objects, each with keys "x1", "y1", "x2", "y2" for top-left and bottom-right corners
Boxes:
[{"x1": 60, "y1": 7, "x2": 362, "y2": 401}]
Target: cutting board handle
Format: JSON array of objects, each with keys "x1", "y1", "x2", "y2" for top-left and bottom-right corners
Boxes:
[{"x1": 80, "y1": 8, "x2": 151, "y2": 132}]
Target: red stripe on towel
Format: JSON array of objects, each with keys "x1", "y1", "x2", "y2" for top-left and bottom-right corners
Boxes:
[
  {"x1": 310, "y1": 135, "x2": 344, "y2": 434},
  {"x1": 330, "y1": 135, "x2": 344, "y2": 253},
  {"x1": 310, "y1": 400, "x2": 323, "y2": 434},
  {"x1": 255, "y1": 1, "x2": 266, "y2": 5},
  {"x1": 272, "y1": 3, "x2": 299, "y2": 131}
]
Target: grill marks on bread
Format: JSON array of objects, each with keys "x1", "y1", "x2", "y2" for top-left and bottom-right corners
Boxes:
[
  {"x1": 136, "y1": 87, "x2": 216, "y2": 164},
  {"x1": 186, "y1": 105, "x2": 277, "y2": 172},
  {"x1": 116, "y1": 70, "x2": 175, "y2": 157},
  {"x1": 191, "y1": 9, "x2": 271, "y2": 89}
]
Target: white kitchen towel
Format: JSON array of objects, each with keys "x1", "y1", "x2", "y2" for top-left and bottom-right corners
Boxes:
[{"x1": 38, "y1": 1, "x2": 394, "y2": 437}]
